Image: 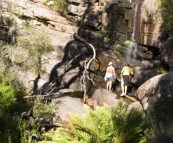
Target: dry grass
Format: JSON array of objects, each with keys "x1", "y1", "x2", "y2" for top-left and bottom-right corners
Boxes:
[{"x1": 141, "y1": 0, "x2": 161, "y2": 21}]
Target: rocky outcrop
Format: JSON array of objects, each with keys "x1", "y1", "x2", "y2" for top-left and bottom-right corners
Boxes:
[
  {"x1": 51, "y1": 96, "x2": 85, "y2": 121},
  {"x1": 2, "y1": 0, "x2": 173, "y2": 98},
  {"x1": 131, "y1": 67, "x2": 160, "y2": 87},
  {"x1": 137, "y1": 72, "x2": 173, "y2": 111},
  {"x1": 92, "y1": 88, "x2": 118, "y2": 108},
  {"x1": 92, "y1": 88, "x2": 143, "y2": 112},
  {"x1": 127, "y1": 0, "x2": 163, "y2": 47},
  {"x1": 136, "y1": 71, "x2": 173, "y2": 140}
]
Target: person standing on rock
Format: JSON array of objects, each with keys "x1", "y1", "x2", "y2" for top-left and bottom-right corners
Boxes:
[
  {"x1": 120, "y1": 63, "x2": 133, "y2": 96},
  {"x1": 105, "y1": 62, "x2": 116, "y2": 92}
]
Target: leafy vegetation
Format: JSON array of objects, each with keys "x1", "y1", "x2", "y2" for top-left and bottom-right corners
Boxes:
[
  {"x1": 38, "y1": 102, "x2": 151, "y2": 143},
  {"x1": 33, "y1": 99, "x2": 52, "y2": 119},
  {"x1": 153, "y1": 65, "x2": 167, "y2": 74},
  {"x1": 160, "y1": 0, "x2": 173, "y2": 30},
  {"x1": 141, "y1": 0, "x2": 173, "y2": 31},
  {"x1": 0, "y1": 76, "x2": 40, "y2": 143},
  {"x1": 0, "y1": 76, "x2": 27, "y2": 115},
  {"x1": 16, "y1": 26, "x2": 53, "y2": 75},
  {"x1": 101, "y1": 26, "x2": 111, "y2": 44},
  {"x1": 0, "y1": 115, "x2": 39, "y2": 143},
  {"x1": 43, "y1": 0, "x2": 68, "y2": 12},
  {"x1": 124, "y1": 40, "x2": 133, "y2": 45},
  {"x1": 0, "y1": 16, "x2": 53, "y2": 143}
]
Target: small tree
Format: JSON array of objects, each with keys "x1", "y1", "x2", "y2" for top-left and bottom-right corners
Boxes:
[{"x1": 16, "y1": 26, "x2": 53, "y2": 75}]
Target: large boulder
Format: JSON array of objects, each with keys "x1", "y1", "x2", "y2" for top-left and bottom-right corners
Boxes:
[
  {"x1": 137, "y1": 70, "x2": 173, "y2": 142},
  {"x1": 131, "y1": 67, "x2": 160, "y2": 87},
  {"x1": 52, "y1": 96, "x2": 85, "y2": 121},
  {"x1": 137, "y1": 72, "x2": 173, "y2": 111},
  {"x1": 92, "y1": 88, "x2": 119, "y2": 108}
]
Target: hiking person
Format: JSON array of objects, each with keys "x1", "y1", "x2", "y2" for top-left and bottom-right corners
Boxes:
[
  {"x1": 105, "y1": 62, "x2": 116, "y2": 92},
  {"x1": 120, "y1": 63, "x2": 133, "y2": 96}
]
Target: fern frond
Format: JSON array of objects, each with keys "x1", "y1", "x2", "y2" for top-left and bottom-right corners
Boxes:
[{"x1": 40, "y1": 102, "x2": 150, "y2": 143}]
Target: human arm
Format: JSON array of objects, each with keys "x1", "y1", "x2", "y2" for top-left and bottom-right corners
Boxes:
[
  {"x1": 120, "y1": 67, "x2": 124, "y2": 78},
  {"x1": 130, "y1": 68, "x2": 134, "y2": 75},
  {"x1": 113, "y1": 68, "x2": 117, "y2": 79}
]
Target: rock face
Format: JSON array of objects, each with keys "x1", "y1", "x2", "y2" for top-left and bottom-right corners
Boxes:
[
  {"x1": 137, "y1": 72, "x2": 173, "y2": 111},
  {"x1": 52, "y1": 96, "x2": 84, "y2": 121},
  {"x1": 2, "y1": 1, "x2": 173, "y2": 139},
  {"x1": 128, "y1": 1, "x2": 163, "y2": 47},
  {"x1": 131, "y1": 67, "x2": 160, "y2": 87},
  {"x1": 136, "y1": 72, "x2": 173, "y2": 140},
  {"x1": 92, "y1": 89, "x2": 143, "y2": 113},
  {"x1": 92, "y1": 88, "x2": 119, "y2": 108},
  {"x1": 1, "y1": 0, "x2": 173, "y2": 96}
]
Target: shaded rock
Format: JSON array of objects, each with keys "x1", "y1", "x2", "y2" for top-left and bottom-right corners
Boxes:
[
  {"x1": 137, "y1": 72, "x2": 173, "y2": 111},
  {"x1": 131, "y1": 67, "x2": 160, "y2": 87},
  {"x1": 136, "y1": 71, "x2": 173, "y2": 139},
  {"x1": 128, "y1": 101, "x2": 144, "y2": 113},
  {"x1": 52, "y1": 96, "x2": 84, "y2": 121},
  {"x1": 138, "y1": 60, "x2": 154, "y2": 69}
]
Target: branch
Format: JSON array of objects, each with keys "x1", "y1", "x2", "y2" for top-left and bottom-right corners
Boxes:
[{"x1": 72, "y1": 32, "x2": 96, "y2": 103}]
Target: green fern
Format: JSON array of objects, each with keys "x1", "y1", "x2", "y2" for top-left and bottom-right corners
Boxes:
[
  {"x1": 39, "y1": 102, "x2": 151, "y2": 143},
  {"x1": 111, "y1": 102, "x2": 150, "y2": 143}
]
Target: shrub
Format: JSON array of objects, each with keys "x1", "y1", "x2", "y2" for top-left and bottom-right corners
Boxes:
[
  {"x1": 44, "y1": 0, "x2": 68, "y2": 12},
  {"x1": 38, "y1": 102, "x2": 151, "y2": 143},
  {"x1": 0, "y1": 76, "x2": 29, "y2": 115},
  {"x1": 0, "y1": 115, "x2": 39, "y2": 143},
  {"x1": 33, "y1": 99, "x2": 52, "y2": 119},
  {"x1": 16, "y1": 26, "x2": 53, "y2": 75},
  {"x1": 124, "y1": 40, "x2": 133, "y2": 45},
  {"x1": 153, "y1": 65, "x2": 167, "y2": 74},
  {"x1": 160, "y1": 0, "x2": 173, "y2": 30},
  {"x1": 0, "y1": 76, "x2": 39, "y2": 143}
]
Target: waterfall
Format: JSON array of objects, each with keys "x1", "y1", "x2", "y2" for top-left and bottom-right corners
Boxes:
[
  {"x1": 127, "y1": 3, "x2": 139, "y2": 63},
  {"x1": 131, "y1": 3, "x2": 139, "y2": 43}
]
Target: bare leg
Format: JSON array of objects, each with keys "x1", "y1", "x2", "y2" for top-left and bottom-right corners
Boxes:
[
  {"x1": 124, "y1": 85, "x2": 128, "y2": 95},
  {"x1": 121, "y1": 81, "x2": 124, "y2": 94},
  {"x1": 107, "y1": 81, "x2": 110, "y2": 91},
  {"x1": 109, "y1": 81, "x2": 112, "y2": 91}
]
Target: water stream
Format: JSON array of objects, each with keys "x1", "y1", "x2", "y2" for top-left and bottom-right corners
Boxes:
[
  {"x1": 131, "y1": 3, "x2": 139, "y2": 42},
  {"x1": 127, "y1": 3, "x2": 139, "y2": 65}
]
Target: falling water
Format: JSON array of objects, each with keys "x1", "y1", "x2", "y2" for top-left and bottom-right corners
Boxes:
[
  {"x1": 131, "y1": 3, "x2": 139, "y2": 43},
  {"x1": 127, "y1": 3, "x2": 139, "y2": 64}
]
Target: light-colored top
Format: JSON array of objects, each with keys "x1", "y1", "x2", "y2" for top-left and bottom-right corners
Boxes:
[
  {"x1": 121, "y1": 66, "x2": 133, "y2": 76},
  {"x1": 106, "y1": 66, "x2": 116, "y2": 78},
  {"x1": 106, "y1": 66, "x2": 114, "y2": 74}
]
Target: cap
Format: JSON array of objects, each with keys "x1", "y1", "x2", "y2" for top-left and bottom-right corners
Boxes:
[{"x1": 108, "y1": 62, "x2": 113, "y2": 66}]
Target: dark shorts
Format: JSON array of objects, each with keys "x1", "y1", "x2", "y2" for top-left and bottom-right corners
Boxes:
[{"x1": 122, "y1": 75, "x2": 129, "y2": 85}]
